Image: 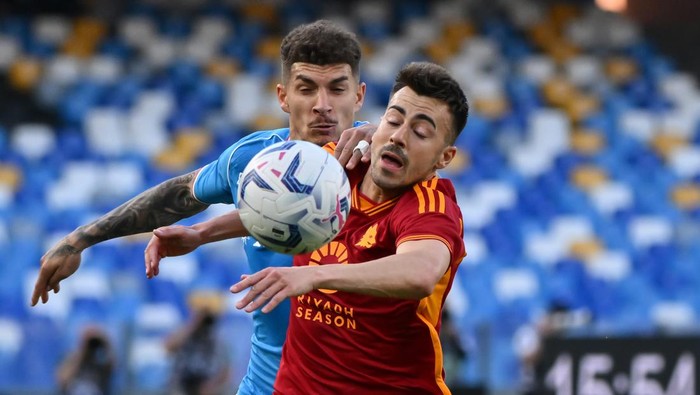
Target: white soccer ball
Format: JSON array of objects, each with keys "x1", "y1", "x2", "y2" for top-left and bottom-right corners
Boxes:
[{"x1": 237, "y1": 140, "x2": 351, "y2": 255}]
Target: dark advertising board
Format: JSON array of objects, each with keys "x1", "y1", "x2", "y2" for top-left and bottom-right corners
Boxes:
[{"x1": 534, "y1": 336, "x2": 699, "y2": 395}]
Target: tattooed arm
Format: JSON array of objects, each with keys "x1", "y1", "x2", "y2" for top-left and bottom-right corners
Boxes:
[{"x1": 31, "y1": 170, "x2": 209, "y2": 306}]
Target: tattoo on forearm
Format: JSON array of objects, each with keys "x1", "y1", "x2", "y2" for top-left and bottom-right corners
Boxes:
[
  {"x1": 54, "y1": 244, "x2": 80, "y2": 257},
  {"x1": 75, "y1": 172, "x2": 209, "y2": 246}
]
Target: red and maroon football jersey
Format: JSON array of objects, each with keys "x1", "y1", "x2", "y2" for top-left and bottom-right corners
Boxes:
[{"x1": 274, "y1": 160, "x2": 466, "y2": 395}]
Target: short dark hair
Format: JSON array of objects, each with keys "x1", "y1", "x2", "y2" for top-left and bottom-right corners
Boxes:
[
  {"x1": 390, "y1": 62, "x2": 469, "y2": 143},
  {"x1": 280, "y1": 20, "x2": 362, "y2": 82}
]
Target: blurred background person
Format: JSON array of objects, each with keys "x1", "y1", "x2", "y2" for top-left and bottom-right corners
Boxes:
[
  {"x1": 440, "y1": 309, "x2": 468, "y2": 390},
  {"x1": 515, "y1": 300, "x2": 592, "y2": 395},
  {"x1": 56, "y1": 326, "x2": 115, "y2": 395},
  {"x1": 166, "y1": 291, "x2": 231, "y2": 395}
]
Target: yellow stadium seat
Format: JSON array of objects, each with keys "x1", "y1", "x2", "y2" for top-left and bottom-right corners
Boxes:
[
  {"x1": 62, "y1": 17, "x2": 106, "y2": 57},
  {"x1": 650, "y1": 133, "x2": 687, "y2": 159},
  {"x1": 360, "y1": 40, "x2": 375, "y2": 58},
  {"x1": 9, "y1": 58, "x2": 42, "y2": 91},
  {"x1": 205, "y1": 58, "x2": 240, "y2": 80},
  {"x1": 188, "y1": 290, "x2": 226, "y2": 315},
  {"x1": 443, "y1": 21, "x2": 475, "y2": 52},
  {"x1": 564, "y1": 93, "x2": 600, "y2": 123},
  {"x1": 424, "y1": 42, "x2": 454, "y2": 64},
  {"x1": 0, "y1": 164, "x2": 22, "y2": 190},
  {"x1": 570, "y1": 238, "x2": 604, "y2": 261},
  {"x1": 153, "y1": 148, "x2": 195, "y2": 172},
  {"x1": 528, "y1": 22, "x2": 558, "y2": 49},
  {"x1": 571, "y1": 165, "x2": 608, "y2": 191},
  {"x1": 62, "y1": 38, "x2": 97, "y2": 58},
  {"x1": 154, "y1": 129, "x2": 212, "y2": 171},
  {"x1": 241, "y1": 3, "x2": 278, "y2": 24},
  {"x1": 443, "y1": 150, "x2": 470, "y2": 174},
  {"x1": 605, "y1": 57, "x2": 638, "y2": 85},
  {"x1": 251, "y1": 114, "x2": 286, "y2": 131},
  {"x1": 671, "y1": 183, "x2": 700, "y2": 210},
  {"x1": 571, "y1": 128, "x2": 605, "y2": 155},
  {"x1": 542, "y1": 77, "x2": 576, "y2": 107},
  {"x1": 474, "y1": 97, "x2": 509, "y2": 119},
  {"x1": 257, "y1": 36, "x2": 283, "y2": 60},
  {"x1": 547, "y1": 40, "x2": 579, "y2": 64},
  {"x1": 73, "y1": 17, "x2": 107, "y2": 40},
  {"x1": 174, "y1": 128, "x2": 212, "y2": 156}
]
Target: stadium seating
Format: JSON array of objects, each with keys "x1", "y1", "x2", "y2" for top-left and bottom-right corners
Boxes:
[{"x1": 1, "y1": 0, "x2": 699, "y2": 392}]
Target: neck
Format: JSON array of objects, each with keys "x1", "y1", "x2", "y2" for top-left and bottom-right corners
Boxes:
[{"x1": 359, "y1": 178, "x2": 400, "y2": 203}]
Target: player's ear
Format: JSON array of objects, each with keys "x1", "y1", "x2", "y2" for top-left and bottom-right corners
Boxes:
[
  {"x1": 354, "y1": 82, "x2": 366, "y2": 112},
  {"x1": 277, "y1": 84, "x2": 290, "y2": 113},
  {"x1": 435, "y1": 146, "x2": 457, "y2": 170}
]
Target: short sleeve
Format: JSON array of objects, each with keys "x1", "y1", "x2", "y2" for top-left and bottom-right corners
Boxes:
[
  {"x1": 392, "y1": 180, "x2": 465, "y2": 266},
  {"x1": 193, "y1": 130, "x2": 288, "y2": 205}
]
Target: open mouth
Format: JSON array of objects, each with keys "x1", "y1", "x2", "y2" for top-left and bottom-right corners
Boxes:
[{"x1": 380, "y1": 151, "x2": 404, "y2": 170}]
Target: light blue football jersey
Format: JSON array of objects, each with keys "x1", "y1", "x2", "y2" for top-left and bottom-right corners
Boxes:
[{"x1": 192, "y1": 123, "x2": 365, "y2": 394}]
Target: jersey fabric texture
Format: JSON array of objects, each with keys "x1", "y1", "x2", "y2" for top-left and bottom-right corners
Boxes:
[
  {"x1": 192, "y1": 122, "x2": 366, "y2": 394},
  {"x1": 274, "y1": 162, "x2": 466, "y2": 395}
]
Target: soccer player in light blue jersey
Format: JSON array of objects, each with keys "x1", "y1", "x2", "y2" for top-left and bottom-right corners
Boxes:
[{"x1": 32, "y1": 20, "x2": 373, "y2": 395}]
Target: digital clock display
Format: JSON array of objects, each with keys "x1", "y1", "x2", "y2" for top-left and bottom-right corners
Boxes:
[{"x1": 534, "y1": 336, "x2": 699, "y2": 395}]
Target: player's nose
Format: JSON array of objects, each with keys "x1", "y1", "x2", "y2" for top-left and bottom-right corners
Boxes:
[
  {"x1": 389, "y1": 124, "x2": 408, "y2": 147},
  {"x1": 313, "y1": 89, "x2": 332, "y2": 114}
]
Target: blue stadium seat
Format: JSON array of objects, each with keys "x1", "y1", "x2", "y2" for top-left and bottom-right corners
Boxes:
[
  {"x1": 0, "y1": 318, "x2": 22, "y2": 389},
  {"x1": 18, "y1": 316, "x2": 64, "y2": 390},
  {"x1": 486, "y1": 332, "x2": 522, "y2": 391}
]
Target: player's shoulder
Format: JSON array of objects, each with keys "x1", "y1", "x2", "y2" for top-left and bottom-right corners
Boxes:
[
  {"x1": 226, "y1": 128, "x2": 290, "y2": 164},
  {"x1": 236, "y1": 128, "x2": 290, "y2": 148},
  {"x1": 397, "y1": 177, "x2": 459, "y2": 215}
]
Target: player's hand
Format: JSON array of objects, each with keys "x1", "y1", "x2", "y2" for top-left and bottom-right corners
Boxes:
[
  {"x1": 31, "y1": 239, "x2": 83, "y2": 306},
  {"x1": 144, "y1": 225, "x2": 203, "y2": 279},
  {"x1": 230, "y1": 266, "x2": 316, "y2": 313},
  {"x1": 335, "y1": 123, "x2": 377, "y2": 170}
]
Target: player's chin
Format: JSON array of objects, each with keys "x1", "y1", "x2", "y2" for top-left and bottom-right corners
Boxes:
[
  {"x1": 310, "y1": 134, "x2": 335, "y2": 147},
  {"x1": 372, "y1": 171, "x2": 406, "y2": 191}
]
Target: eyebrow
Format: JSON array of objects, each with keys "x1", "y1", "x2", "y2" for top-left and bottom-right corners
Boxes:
[
  {"x1": 295, "y1": 74, "x2": 350, "y2": 86},
  {"x1": 387, "y1": 105, "x2": 437, "y2": 129}
]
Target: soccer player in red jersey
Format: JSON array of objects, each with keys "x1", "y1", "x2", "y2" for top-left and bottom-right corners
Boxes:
[{"x1": 230, "y1": 61, "x2": 470, "y2": 394}]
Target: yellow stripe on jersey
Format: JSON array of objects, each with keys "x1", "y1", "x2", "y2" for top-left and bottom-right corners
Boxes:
[
  {"x1": 352, "y1": 186, "x2": 400, "y2": 216},
  {"x1": 414, "y1": 182, "x2": 447, "y2": 214},
  {"x1": 365, "y1": 196, "x2": 400, "y2": 215},
  {"x1": 415, "y1": 266, "x2": 453, "y2": 394},
  {"x1": 323, "y1": 142, "x2": 337, "y2": 155},
  {"x1": 397, "y1": 234, "x2": 454, "y2": 255},
  {"x1": 413, "y1": 184, "x2": 427, "y2": 214}
]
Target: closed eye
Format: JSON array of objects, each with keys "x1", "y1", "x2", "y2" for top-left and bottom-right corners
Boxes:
[{"x1": 414, "y1": 129, "x2": 427, "y2": 139}]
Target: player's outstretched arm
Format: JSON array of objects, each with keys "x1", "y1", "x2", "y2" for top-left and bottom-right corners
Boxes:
[
  {"x1": 334, "y1": 123, "x2": 376, "y2": 170},
  {"x1": 31, "y1": 170, "x2": 209, "y2": 306},
  {"x1": 231, "y1": 239, "x2": 450, "y2": 313},
  {"x1": 144, "y1": 210, "x2": 249, "y2": 278}
]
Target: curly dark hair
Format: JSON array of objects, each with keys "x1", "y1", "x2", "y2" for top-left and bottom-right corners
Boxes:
[
  {"x1": 280, "y1": 20, "x2": 362, "y2": 82},
  {"x1": 391, "y1": 62, "x2": 469, "y2": 144}
]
